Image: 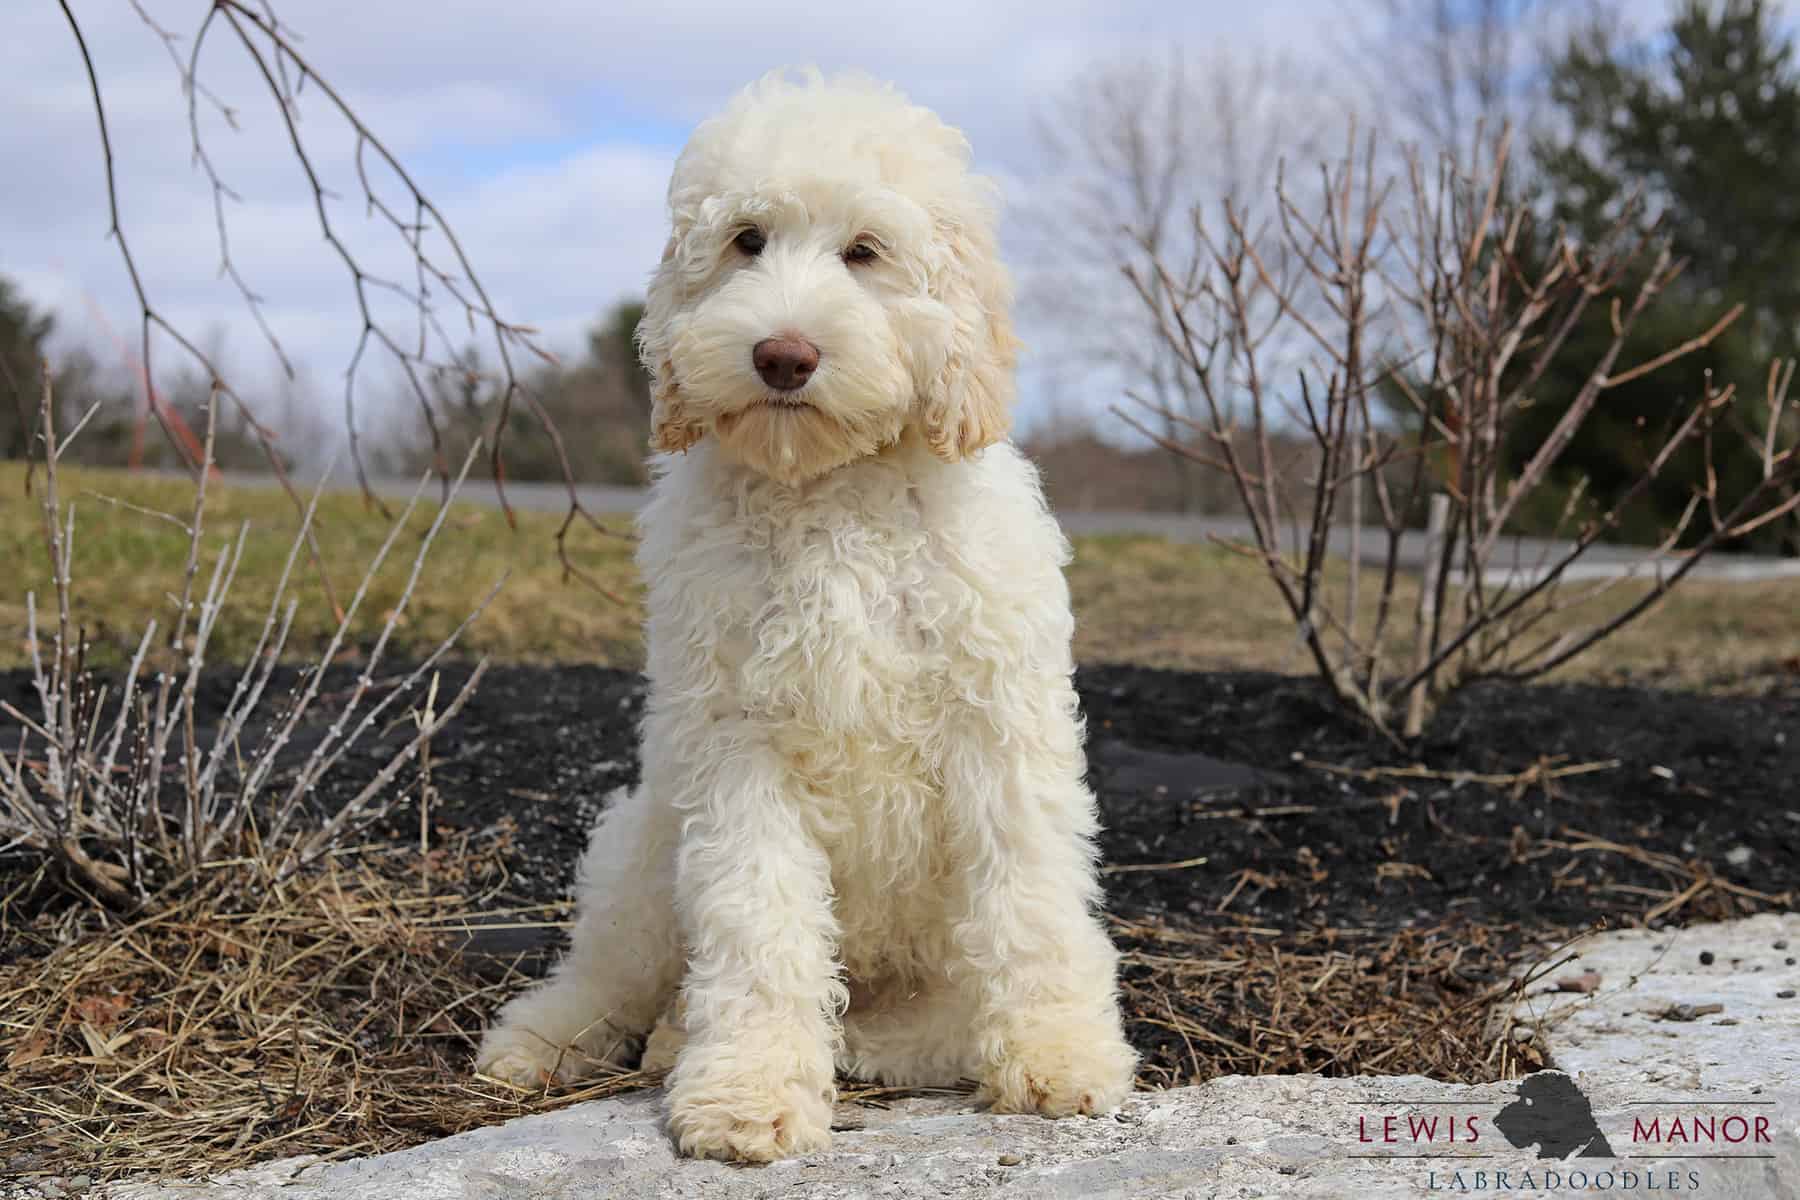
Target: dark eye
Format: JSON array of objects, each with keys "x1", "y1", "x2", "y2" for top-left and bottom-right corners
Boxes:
[
  {"x1": 734, "y1": 228, "x2": 766, "y2": 256},
  {"x1": 844, "y1": 240, "x2": 879, "y2": 265}
]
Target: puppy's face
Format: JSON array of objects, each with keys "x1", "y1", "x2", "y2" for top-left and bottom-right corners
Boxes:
[
  {"x1": 647, "y1": 181, "x2": 937, "y2": 484},
  {"x1": 637, "y1": 73, "x2": 1018, "y2": 486}
]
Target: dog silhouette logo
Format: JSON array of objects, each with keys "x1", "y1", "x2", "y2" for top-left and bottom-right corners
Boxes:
[{"x1": 1493, "y1": 1072, "x2": 1615, "y2": 1159}]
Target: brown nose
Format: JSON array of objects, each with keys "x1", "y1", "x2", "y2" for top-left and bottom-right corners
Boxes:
[{"x1": 752, "y1": 336, "x2": 820, "y2": 391}]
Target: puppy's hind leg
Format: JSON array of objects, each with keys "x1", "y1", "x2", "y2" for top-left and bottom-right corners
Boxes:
[
  {"x1": 638, "y1": 991, "x2": 687, "y2": 1074},
  {"x1": 476, "y1": 783, "x2": 681, "y2": 1086}
]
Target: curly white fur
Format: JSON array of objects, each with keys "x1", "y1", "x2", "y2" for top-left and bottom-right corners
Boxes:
[{"x1": 476, "y1": 68, "x2": 1137, "y2": 1163}]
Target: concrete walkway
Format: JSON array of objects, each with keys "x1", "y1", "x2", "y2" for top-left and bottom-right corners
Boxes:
[{"x1": 112, "y1": 913, "x2": 1800, "y2": 1200}]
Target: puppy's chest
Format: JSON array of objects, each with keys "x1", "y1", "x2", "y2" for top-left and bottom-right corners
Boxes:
[{"x1": 712, "y1": 504, "x2": 963, "y2": 735}]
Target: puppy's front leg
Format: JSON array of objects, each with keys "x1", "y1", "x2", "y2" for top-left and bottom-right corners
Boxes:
[
  {"x1": 944, "y1": 701, "x2": 1138, "y2": 1118},
  {"x1": 664, "y1": 741, "x2": 841, "y2": 1163}
]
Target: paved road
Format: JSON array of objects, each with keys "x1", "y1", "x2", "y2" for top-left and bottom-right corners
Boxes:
[{"x1": 232, "y1": 469, "x2": 1800, "y2": 586}]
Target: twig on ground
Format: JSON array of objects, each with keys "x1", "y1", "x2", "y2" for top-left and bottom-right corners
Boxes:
[
  {"x1": 1298, "y1": 755, "x2": 1621, "y2": 796},
  {"x1": 1100, "y1": 855, "x2": 1213, "y2": 875}
]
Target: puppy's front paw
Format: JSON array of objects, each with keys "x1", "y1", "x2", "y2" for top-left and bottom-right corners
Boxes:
[
  {"x1": 981, "y1": 1019, "x2": 1137, "y2": 1118},
  {"x1": 666, "y1": 1053, "x2": 834, "y2": 1162}
]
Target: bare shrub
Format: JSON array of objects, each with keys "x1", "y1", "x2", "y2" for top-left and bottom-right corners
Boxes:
[
  {"x1": 1121, "y1": 129, "x2": 1800, "y2": 740},
  {"x1": 0, "y1": 373, "x2": 500, "y2": 906}
]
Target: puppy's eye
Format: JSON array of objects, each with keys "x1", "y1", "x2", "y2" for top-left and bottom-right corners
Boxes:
[
  {"x1": 734, "y1": 228, "x2": 767, "y2": 256},
  {"x1": 843, "y1": 240, "x2": 880, "y2": 265}
]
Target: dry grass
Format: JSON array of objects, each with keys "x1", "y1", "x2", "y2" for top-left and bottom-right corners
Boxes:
[
  {"x1": 5, "y1": 466, "x2": 1796, "y2": 693},
  {"x1": 0, "y1": 840, "x2": 651, "y2": 1184},
  {"x1": 1111, "y1": 835, "x2": 1791, "y2": 1095},
  {"x1": 0, "y1": 462, "x2": 643, "y2": 672},
  {"x1": 0, "y1": 836, "x2": 1533, "y2": 1185},
  {"x1": 1, "y1": 790, "x2": 1790, "y2": 1183},
  {"x1": 1113, "y1": 917, "x2": 1542, "y2": 1087},
  {"x1": 1068, "y1": 535, "x2": 1800, "y2": 692}
]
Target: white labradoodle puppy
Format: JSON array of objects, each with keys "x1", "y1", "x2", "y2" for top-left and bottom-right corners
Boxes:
[{"x1": 476, "y1": 68, "x2": 1137, "y2": 1163}]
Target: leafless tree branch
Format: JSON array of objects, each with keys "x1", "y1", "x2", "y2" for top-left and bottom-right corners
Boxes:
[{"x1": 59, "y1": 0, "x2": 630, "y2": 609}]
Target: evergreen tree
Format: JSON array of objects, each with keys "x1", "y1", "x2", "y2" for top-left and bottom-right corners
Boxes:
[
  {"x1": 1538, "y1": 0, "x2": 1800, "y2": 352},
  {"x1": 1522, "y1": 0, "x2": 1800, "y2": 552},
  {"x1": 398, "y1": 300, "x2": 652, "y2": 485},
  {"x1": 0, "y1": 276, "x2": 56, "y2": 459},
  {"x1": 587, "y1": 299, "x2": 650, "y2": 413}
]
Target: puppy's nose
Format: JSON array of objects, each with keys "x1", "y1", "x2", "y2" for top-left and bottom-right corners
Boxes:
[{"x1": 752, "y1": 336, "x2": 820, "y2": 391}]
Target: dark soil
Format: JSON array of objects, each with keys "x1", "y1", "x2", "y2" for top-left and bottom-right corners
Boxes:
[
  {"x1": 4, "y1": 662, "x2": 1796, "y2": 1082},
  {"x1": 1080, "y1": 668, "x2": 1799, "y2": 933},
  {"x1": 234, "y1": 662, "x2": 1793, "y2": 936},
  {"x1": 7, "y1": 659, "x2": 1796, "y2": 938}
]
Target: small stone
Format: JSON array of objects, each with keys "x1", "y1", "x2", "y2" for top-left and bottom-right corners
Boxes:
[
  {"x1": 1699, "y1": 950, "x2": 1716, "y2": 965},
  {"x1": 1724, "y1": 846, "x2": 1753, "y2": 867},
  {"x1": 997, "y1": 1153, "x2": 1022, "y2": 1167},
  {"x1": 1774, "y1": 940, "x2": 1789, "y2": 950}
]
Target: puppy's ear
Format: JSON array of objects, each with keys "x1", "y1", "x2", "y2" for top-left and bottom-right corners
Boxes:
[
  {"x1": 920, "y1": 214, "x2": 1018, "y2": 462},
  {"x1": 642, "y1": 236, "x2": 704, "y2": 454}
]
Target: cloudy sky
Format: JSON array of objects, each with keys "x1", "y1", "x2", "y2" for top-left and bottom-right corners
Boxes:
[{"x1": 8, "y1": 0, "x2": 1676, "y2": 457}]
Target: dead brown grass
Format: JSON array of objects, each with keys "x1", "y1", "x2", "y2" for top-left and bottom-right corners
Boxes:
[
  {"x1": 4, "y1": 839, "x2": 1528, "y2": 1185},
  {"x1": 0, "y1": 841, "x2": 652, "y2": 1184},
  {"x1": 1114, "y1": 917, "x2": 1540, "y2": 1086},
  {"x1": 7, "y1": 466, "x2": 1795, "y2": 696},
  {"x1": 0, "y1": 820, "x2": 1789, "y2": 1183},
  {"x1": 1068, "y1": 535, "x2": 1800, "y2": 692}
]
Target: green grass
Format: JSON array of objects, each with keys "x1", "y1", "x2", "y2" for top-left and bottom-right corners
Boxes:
[{"x1": 4, "y1": 463, "x2": 1795, "y2": 692}]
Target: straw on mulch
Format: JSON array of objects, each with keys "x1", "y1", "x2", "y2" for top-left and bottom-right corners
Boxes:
[
  {"x1": 1112, "y1": 915, "x2": 1554, "y2": 1089},
  {"x1": 0, "y1": 828, "x2": 1771, "y2": 1186},
  {"x1": 0, "y1": 838, "x2": 637, "y2": 1185}
]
